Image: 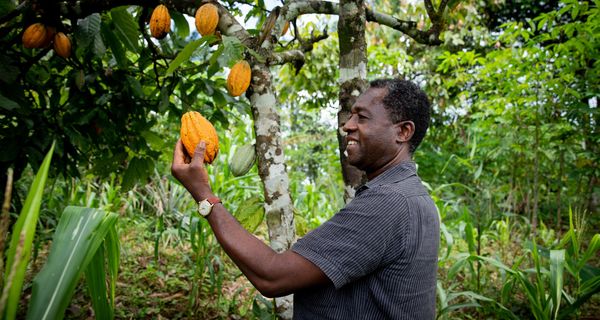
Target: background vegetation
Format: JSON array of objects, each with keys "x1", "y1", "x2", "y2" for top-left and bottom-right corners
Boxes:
[{"x1": 1, "y1": 0, "x2": 599, "y2": 319}]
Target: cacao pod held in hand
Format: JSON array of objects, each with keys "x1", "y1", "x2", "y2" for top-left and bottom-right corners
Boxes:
[{"x1": 180, "y1": 111, "x2": 219, "y2": 164}]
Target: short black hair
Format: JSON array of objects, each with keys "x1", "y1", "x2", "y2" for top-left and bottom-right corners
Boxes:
[{"x1": 369, "y1": 78, "x2": 431, "y2": 153}]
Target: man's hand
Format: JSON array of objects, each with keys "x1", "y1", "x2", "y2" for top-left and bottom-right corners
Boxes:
[{"x1": 171, "y1": 139, "x2": 215, "y2": 202}]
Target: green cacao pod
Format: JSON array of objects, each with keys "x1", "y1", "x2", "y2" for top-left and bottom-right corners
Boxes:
[{"x1": 229, "y1": 143, "x2": 256, "y2": 176}]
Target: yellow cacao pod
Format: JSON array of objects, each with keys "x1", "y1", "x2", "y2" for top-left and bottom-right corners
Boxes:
[
  {"x1": 53, "y1": 32, "x2": 71, "y2": 58},
  {"x1": 22, "y1": 23, "x2": 50, "y2": 49},
  {"x1": 226, "y1": 60, "x2": 251, "y2": 97},
  {"x1": 229, "y1": 143, "x2": 256, "y2": 177},
  {"x1": 150, "y1": 4, "x2": 171, "y2": 39},
  {"x1": 180, "y1": 111, "x2": 219, "y2": 164},
  {"x1": 195, "y1": 3, "x2": 219, "y2": 36}
]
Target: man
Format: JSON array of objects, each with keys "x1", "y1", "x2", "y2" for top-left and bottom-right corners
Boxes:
[{"x1": 171, "y1": 78, "x2": 439, "y2": 319}]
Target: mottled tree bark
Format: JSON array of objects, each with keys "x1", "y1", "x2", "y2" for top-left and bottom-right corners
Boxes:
[
  {"x1": 337, "y1": 0, "x2": 368, "y2": 201},
  {"x1": 248, "y1": 64, "x2": 296, "y2": 319}
]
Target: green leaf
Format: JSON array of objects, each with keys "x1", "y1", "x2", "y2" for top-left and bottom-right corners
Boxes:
[
  {"x1": 25, "y1": 206, "x2": 118, "y2": 320},
  {"x1": 76, "y1": 13, "x2": 102, "y2": 50},
  {"x1": 93, "y1": 32, "x2": 107, "y2": 58},
  {"x1": 171, "y1": 11, "x2": 190, "y2": 39},
  {"x1": 1, "y1": 142, "x2": 54, "y2": 320},
  {"x1": 0, "y1": 93, "x2": 19, "y2": 110},
  {"x1": 219, "y1": 36, "x2": 245, "y2": 68},
  {"x1": 85, "y1": 246, "x2": 112, "y2": 320},
  {"x1": 110, "y1": 7, "x2": 140, "y2": 52},
  {"x1": 122, "y1": 156, "x2": 154, "y2": 191},
  {"x1": 166, "y1": 38, "x2": 209, "y2": 76},
  {"x1": 233, "y1": 197, "x2": 265, "y2": 232},
  {"x1": 0, "y1": 0, "x2": 15, "y2": 17},
  {"x1": 101, "y1": 21, "x2": 128, "y2": 68}
]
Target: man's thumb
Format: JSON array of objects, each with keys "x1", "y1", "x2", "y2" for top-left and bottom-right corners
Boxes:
[{"x1": 191, "y1": 141, "x2": 206, "y2": 165}]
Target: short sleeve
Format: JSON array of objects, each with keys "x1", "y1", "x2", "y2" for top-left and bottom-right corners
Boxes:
[{"x1": 291, "y1": 186, "x2": 410, "y2": 289}]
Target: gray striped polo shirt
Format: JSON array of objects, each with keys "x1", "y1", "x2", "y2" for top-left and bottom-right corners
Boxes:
[{"x1": 291, "y1": 161, "x2": 439, "y2": 319}]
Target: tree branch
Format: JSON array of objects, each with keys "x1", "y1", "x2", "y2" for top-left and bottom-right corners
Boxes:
[{"x1": 279, "y1": 0, "x2": 442, "y2": 45}]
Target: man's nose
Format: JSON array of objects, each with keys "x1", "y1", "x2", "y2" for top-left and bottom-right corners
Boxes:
[{"x1": 342, "y1": 114, "x2": 357, "y2": 132}]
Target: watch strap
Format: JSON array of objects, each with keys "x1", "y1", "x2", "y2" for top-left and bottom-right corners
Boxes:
[{"x1": 206, "y1": 196, "x2": 221, "y2": 205}]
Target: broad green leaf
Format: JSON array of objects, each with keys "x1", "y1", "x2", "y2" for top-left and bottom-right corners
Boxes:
[
  {"x1": 1, "y1": 142, "x2": 54, "y2": 320},
  {"x1": 234, "y1": 197, "x2": 265, "y2": 232},
  {"x1": 26, "y1": 206, "x2": 118, "y2": 320},
  {"x1": 0, "y1": 93, "x2": 19, "y2": 110},
  {"x1": 101, "y1": 21, "x2": 128, "y2": 68},
  {"x1": 110, "y1": 7, "x2": 140, "y2": 52},
  {"x1": 76, "y1": 13, "x2": 102, "y2": 50},
  {"x1": 219, "y1": 36, "x2": 245, "y2": 68},
  {"x1": 93, "y1": 32, "x2": 107, "y2": 58},
  {"x1": 122, "y1": 156, "x2": 154, "y2": 191},
  {"x1": 171, "y1": 11, "x2": 190, "y2": 39},
  {"x1": 166, "y1": 38, "x2": 209, "y2": 76},
  {"x1": 0, "y1": 0, "x2": 15, "y2": 17}
]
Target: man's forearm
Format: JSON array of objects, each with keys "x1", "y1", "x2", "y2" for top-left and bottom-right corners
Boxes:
[{"x1": 205, "y1": 203, "x2": 287, "y2": 297}]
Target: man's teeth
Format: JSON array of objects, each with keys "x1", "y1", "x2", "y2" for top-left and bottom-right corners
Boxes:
[{"x1": 347, "y1": 141, "x2": 357, "y2": 145}]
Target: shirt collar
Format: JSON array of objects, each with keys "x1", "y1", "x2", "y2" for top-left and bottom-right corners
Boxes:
[{"x1": 356, "y1": 161, "x2": 417, "y2": 195}]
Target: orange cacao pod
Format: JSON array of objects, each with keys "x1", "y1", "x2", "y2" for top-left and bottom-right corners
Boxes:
[
  {"x1": 195, "y1": 3, "x2": 219, "y2": 36},
  {"x1": 53, "y1": 32, "x2": 71, "y2": 58},
  {"x1": 150, "y1": 4, "x2": 171, "y2": 39},
  {"x1": 22, "y1": 23, "x2": 50, "y2": 48},
  {"x1": 226, "y1": 60, "x2": 251, "y2": 97},
  {"x1": 180, "y1": 111, "x2": 219, "y2": 164}
]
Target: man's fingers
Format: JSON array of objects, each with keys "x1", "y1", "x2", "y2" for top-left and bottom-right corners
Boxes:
[
  {"x1": 191, "y1": 141, "x2": 206, "y2": 166},
  {"x1": 173, "y1": 139, "x2": 185, "y2": 165}
]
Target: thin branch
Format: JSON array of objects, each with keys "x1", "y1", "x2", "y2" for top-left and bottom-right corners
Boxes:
[{"x1": 137, "y1": 7, "x2": 163, "y2": 88}]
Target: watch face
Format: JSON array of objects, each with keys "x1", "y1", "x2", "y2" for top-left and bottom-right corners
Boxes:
[{"x1": 198, "y1": 200, "x2": 213, "y2": 216}]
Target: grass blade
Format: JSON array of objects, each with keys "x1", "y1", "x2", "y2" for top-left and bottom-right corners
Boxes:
[
  {"x1": 550, "y1": 249, "x2": 565, "y2": 319},
  {"x1": 1, "y1": 142, "x2": 54, "y2": 320},
  {"x1": 85, "y1": 246, "x2": 112, "y2": 320},
  {"x1": 25, "y1": 206, "x2": 118, "y2": 320}
]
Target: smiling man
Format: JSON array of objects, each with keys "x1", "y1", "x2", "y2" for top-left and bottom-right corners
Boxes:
[{"x1": 171, "y1": 78, "x2": 439, "y2": 319}]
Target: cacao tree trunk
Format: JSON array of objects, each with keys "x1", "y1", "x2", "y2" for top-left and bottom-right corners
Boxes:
[
  {"x1": 249, "y1": 63, "x2": 295, "y2": 320},
  {"x1": 337, "y1": 0, "x2": 368, "y2": 201}
]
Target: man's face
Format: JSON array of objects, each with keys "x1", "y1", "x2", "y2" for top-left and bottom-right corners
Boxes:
[{"x1": 342, "y1": 87, "x2": 400, "y2": 175}]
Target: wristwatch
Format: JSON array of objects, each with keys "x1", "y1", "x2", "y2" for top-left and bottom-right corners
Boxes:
[{"x1": 197, "y1": 197, "x2": 221, "y2": 217}]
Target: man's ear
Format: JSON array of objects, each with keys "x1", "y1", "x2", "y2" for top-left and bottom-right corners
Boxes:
[{"x1": 395, "y1": 121, "x2": 415, "y2": 144}]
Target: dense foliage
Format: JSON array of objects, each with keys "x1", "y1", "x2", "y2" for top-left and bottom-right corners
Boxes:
[{"x1": 1, "y1": 0, "x2": 598, "y2": 319}]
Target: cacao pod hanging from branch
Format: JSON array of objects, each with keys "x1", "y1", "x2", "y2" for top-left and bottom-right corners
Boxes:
[
  {"x1": 195, "y1": 3, "x2": 219, "y2": 36},
  {"x1": 22, "y1": 23, "x2": 52, "y2": 49},
  {"x1": 150, "y1": 4, "x2": 171, "y2": 39},
  {"x1": 226, "y1": 60, "x2": 252, "y2": 97},
  {"x1": 53, "y1": 32, "x2": 71, "y2": 58}
]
